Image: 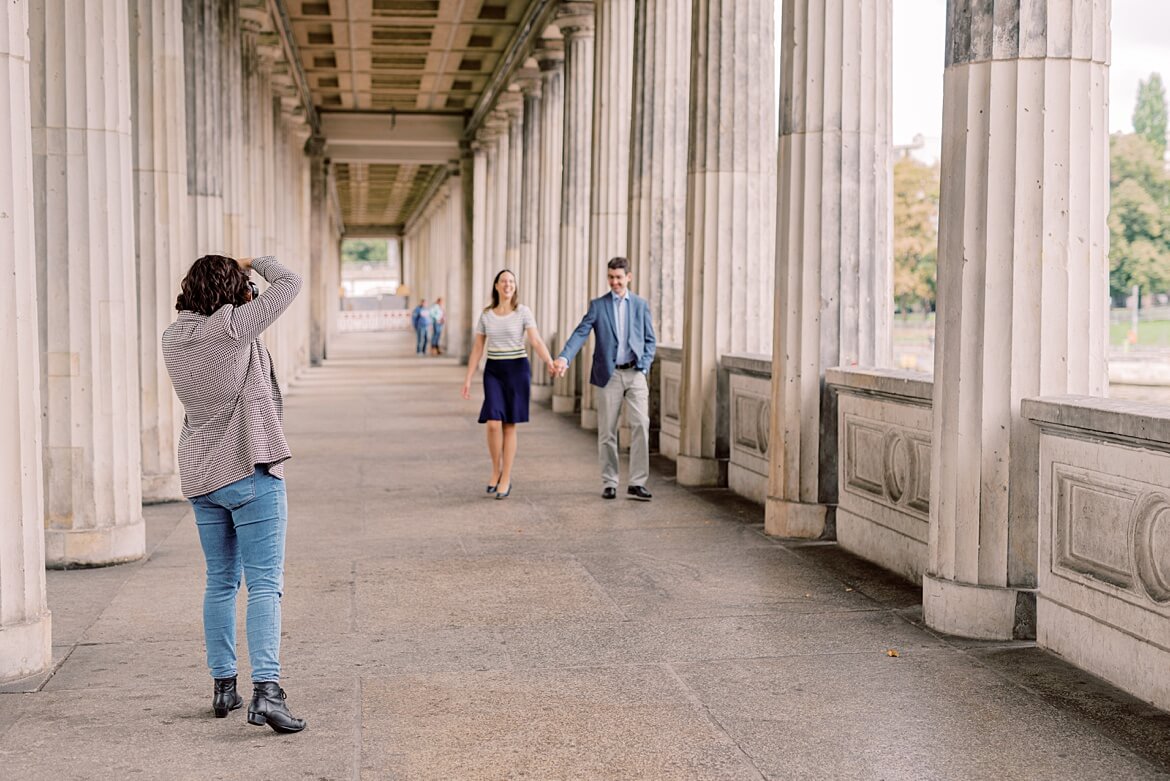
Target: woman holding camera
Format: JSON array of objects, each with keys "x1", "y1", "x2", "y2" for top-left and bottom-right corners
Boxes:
[{"x1": 162, "y1": 254, "x2": 306, "y2": 734}]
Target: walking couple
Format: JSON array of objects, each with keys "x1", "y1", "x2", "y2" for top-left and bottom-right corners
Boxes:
[{"x1": 461, "y1": 257, "x2": 657, "y2": 501}]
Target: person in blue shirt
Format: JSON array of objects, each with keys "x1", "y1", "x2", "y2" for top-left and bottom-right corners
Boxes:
[
  {"x1": 411, "y1": 299, "x2": 432, "y2": 355},
  {"x1": 553, "y1": 257, "x2": 657, "y2": 501}
]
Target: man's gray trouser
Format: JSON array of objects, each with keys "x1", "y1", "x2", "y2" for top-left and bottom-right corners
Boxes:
[{"x1": 596, "y1": 368, "x2": 650, "y2": 488}]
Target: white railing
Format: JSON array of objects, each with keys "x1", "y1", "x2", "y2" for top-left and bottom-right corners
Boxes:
[{"x1": 338, "y1": 310, "x2": 412, "y2": 333}]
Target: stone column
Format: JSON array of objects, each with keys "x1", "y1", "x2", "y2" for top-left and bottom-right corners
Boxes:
[
  {"x1": 183, "y1": 0, "x2": 225, "y2": 254},
  {"x1": 31, "y1": 0, "x2": 145, "y2": 565},
  {"x1": 676, "y1": 0, "x2": 776, "y2": 486},
  {"x1": 518, "y1": 73, "x2": 543, "y2": 366},
  {"x1": 579, "y1": 0, "x2": 635, "y2": 430},
  {"x1": 628, "y1": 0, "x2": 691, "y2": 346},
  {"x1": 460, "y1": 146, "x2": 476, "y2": 363},
  {"x1": 552, "y1": 3, "x2": 595, "y2": 414},
  {"x1": 307, "y1": 137, "x2": 327, "y2": 365},
  {"x1": 533, "y1": 39, "x2": 565, "y2": 402},
  {"x1": 503, "y1": 92, "x2": 524, "y2": 276},
  {"x1": 470, "y1": 140, "x2": 489, "y2": 319},
  {"x1": 766, "y1": 0, "x2": 894, "y2": 536},
  {"x1": 221, "y1": 0, "x2": 244, "y2": 252},
  {"x1": 132, "y1": 0, "x2": 190, "y2": 502},
  {"x1": 924, "y1": 0, "x2": 1110, "y2": 640},
  {"x1": 0, "y1": 0, "x2": 52, "y2": 681}
]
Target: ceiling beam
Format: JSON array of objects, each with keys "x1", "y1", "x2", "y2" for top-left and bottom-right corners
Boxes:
[{"x1": 321, "y1": 112, "x2": 463, "y2": 164}]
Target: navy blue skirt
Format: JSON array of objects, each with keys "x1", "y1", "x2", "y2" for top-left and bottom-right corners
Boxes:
[{"x1": 479, "y1": 357, "x2": 531, "y2": 424}]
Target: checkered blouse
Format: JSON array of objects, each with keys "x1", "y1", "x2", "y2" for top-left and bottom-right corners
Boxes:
[{"x1": 162, "y1": 256, "x2": 303, "y2": 498}]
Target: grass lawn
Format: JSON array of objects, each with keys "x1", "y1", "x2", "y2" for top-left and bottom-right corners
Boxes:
[{"x1": 1111, "y1": 319, "x2": 1170, "y2": 347}]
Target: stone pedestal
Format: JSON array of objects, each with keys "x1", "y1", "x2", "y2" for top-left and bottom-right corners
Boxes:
[
  {"x1": 579, "y1": 0, "x2": 634, "y2": 431},
  {"x1": 132, "y1": 0, "x2": 190, "y2": 502},
  {"x1": 552, "y1": 4, "x2": 595, "y2": 415},
  {"x1": 628, "y1": 0, "x2": 691, "y2": 347},
  {"x1": 676, "y1": 0, "x2": 775, "y2": 487},
  {"x1": 926, "y1": 0, "x2": 1110, "y2": 639},
  {"x1": 532, "y1": 40, "x2": 565, "y2": 402},
  {"x1": 31, "y1": 0, "x2": 146, "y2": 566},
  {"x1": 766, "y1": 0, "x2": 894, "y2": 536},
  {"x1": 0, "y1": 0, "x2": 52, "y2": 681}
]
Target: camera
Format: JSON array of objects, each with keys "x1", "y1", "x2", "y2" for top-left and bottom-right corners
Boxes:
[{"x1": 247, "y1": 280, "x2": 260, "y2": 300}]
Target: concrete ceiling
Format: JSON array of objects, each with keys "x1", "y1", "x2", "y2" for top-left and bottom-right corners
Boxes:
[{"x1": 280, "y1": 0, "x2": 542, "y2": 233}]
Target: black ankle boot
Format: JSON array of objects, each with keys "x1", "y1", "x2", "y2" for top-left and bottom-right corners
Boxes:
[
  {"x1": 212, "y1": 676, "x2": 243, "y2": 718},
  {"x1": 247, "y1": 682, "x2": 307, "y2": 733}
]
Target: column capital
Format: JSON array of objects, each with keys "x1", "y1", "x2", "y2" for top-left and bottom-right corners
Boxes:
[
  {"x1": 555, "y1": 2, "x2": 595, "y2": 37},
  {"x1": 304, "y1": 135, "x2": 327, "y2": 157},
  {"x1": 534, "y1": 39, "x2": 566, "y2": 71},
  {"x1": 511, "y1": 67, "x2": 543, "y2": 98},
  {"x1": 239, "y1": 1, "x2": 270, "y2": 34},
  {"x1": 497, "y1": 90, "x2": 524, "y2": 121}
]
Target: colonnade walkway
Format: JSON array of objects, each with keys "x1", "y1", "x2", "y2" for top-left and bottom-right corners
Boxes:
[{"x1": 4, "y1": 331, "x2": 1170, "y2": 780}]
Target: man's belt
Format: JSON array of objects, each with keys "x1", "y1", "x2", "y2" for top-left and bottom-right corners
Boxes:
[{"x1": 615, "y1": 361, "x2": 637, "y2": 371}]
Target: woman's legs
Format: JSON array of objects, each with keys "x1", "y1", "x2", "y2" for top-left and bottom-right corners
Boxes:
[
  {"x1": 233, "y1": 471, "x2": 288, "y2": 683},
  {"x1": 486, "y1": 420, "x2": 503, "y2": 484},
  {"x1": 499, "y1": 423, "x2": 518, "y2": 490},
  {"x1": 193, "y1": 500, "x2": 242, "y2": 680}
]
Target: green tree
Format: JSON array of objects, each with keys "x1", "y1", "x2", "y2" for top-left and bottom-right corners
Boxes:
[
  {"x1": 893, "y1": 156, "x2": 940, "y2": 314},
  {"x1": 1133, "y1": 73, "x2": 1168, "y2": 157},
  {"x1": 341, "y1": 238, "x2": 389, "y2": 265},
  {"x1": 1109, "y1": 132, "x2": 1170, "y2": 301}
]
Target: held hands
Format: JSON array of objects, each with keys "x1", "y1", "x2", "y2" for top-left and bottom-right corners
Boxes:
[{"x1": 552, "y1": 357, "x2": 569, "y2": 377}]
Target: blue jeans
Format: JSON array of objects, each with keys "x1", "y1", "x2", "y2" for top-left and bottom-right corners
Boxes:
[
  {"x1": 431, "y1": 323, "x2": 443, "y2": 351},
  {"x1": 191, "y1": 467, "x2": 288, "y2": 683},
  {"x1": 416, "y1": 325, "x2": 429, "y2": 353}
]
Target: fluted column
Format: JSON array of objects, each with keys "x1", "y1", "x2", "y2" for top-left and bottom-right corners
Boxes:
[
  {"x1": 460, "y1": 146, "x2": 476, "y2": 362},
  {"x1": 0, "y1": 0, "x2": 52, "y2": 681},
  {"x1": 307, "y1": 137, "x2": 327, "y2": 365},
  {"x1": 628, "y1": 0, "x2": 691, "y2": 346},
  {"x1": 518, "y1": 74, "x2": 543, "y2": 367},
  {"x1": 676, "y1": 0, "x2": 776, "y2": 486},
  {"x1": 533, "y1": 39, "x2": 565, "y2": 402},
  {"x1": 552, "y1": 3, "x2": 595, "y2": 414},
  {"x1": 31, "y1": 0, "x2": 145, "y2": 565},
  {"x1": 766, "y1": 0, "x2": 894, "y2": 536},
  {"x1": 503, "y1": 92, "x2": 524, "y2": 275},
  {"x1": 132, "y1": 0, "x2": 190, "y2": 502},
  {"x1": 579, "y1": 0, "x2": 634, "y2": 430},
  {"x1": 470, "y1": 140, "x2": 489, "y2": 318},
  {"x1": 925, "y1": 0, "x2": 1110, "y2": 640},
  {"x1": 183, "y1": 0, "x2": 225, "y2": 254},
  {"x1": 221, "y1": 0, "x2": 243, "y2": 252}
]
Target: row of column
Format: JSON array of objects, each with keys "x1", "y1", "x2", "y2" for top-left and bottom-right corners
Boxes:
[
  {"x1": 374, "y1": 0, "x2": 1114, "y2": 643},
  {"x1": 403, "y1": 169, "x2": 468, "y2": 360},
  {"x1": 1, "y1": 0, "x2": 326, "y2": 681}
]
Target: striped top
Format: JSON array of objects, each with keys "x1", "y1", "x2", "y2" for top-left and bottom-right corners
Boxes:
[
  {"x1": 476, "y1": 305, "x2": 536, "y2": 359},
  {"x1": 162, "y1": 256, "x2": 303, "y2": 498}
]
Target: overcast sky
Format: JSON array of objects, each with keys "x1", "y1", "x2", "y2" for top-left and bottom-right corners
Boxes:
[{"x1": 891, "y1": 0, "x2": 1170, "y2": 159}]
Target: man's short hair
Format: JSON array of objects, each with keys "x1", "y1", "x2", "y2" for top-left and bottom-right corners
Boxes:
[{"x1": 607, "y1": 257, "x2": 630, "y2": 272}]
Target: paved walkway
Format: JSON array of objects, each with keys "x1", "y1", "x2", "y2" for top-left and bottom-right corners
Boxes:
[{"x1": 4, "y1": 330, "x2": 1170, "y2": 780}]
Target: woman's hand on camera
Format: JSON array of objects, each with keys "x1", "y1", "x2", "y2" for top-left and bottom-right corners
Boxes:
[{"x1": 236, "y1": 256, "x2": 254, "y2": 271}]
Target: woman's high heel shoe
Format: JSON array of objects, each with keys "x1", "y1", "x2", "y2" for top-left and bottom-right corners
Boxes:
[
  {"x1": 495, "y1": 484, "x2": 512, "y2": 499},
  {"x1": 486, "y1": 484, "x2": 498, "y2": 494}
]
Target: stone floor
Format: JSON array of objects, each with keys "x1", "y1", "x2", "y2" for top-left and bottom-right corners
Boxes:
[{"x1": 4, "y1": 330, "x2": 1170, "y2": 780}]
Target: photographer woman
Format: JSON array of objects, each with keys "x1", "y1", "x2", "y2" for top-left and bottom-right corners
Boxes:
[{"x1": 162, "y1": 254, "x2": 306, "y2": 734}]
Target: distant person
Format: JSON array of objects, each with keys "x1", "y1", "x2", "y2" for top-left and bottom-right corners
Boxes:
[
  {"x1": 553, "y1": 257, "x2": 656, "y2": 501},
  {"x1": 162, "y1": 254, "x2": 307, "y2": 734},
  {"x1": 411, "y1": 298, "x2": 431, "y2": 354},
  {"x1": 430, "y1": 297, "x2": 446, "y2": 355},
  {"x1": 462, "y1": 270, "x2": 556, "y2": 499}
]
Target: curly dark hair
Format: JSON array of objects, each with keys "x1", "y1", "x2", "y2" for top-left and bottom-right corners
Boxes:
[{"x1": 176, "y1": 255, "x2": 250, "y2": 315}]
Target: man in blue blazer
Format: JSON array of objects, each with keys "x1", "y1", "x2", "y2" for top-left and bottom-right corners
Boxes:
[{"x1": 554, "y1": 257, "x2": 657, "y2": 500}]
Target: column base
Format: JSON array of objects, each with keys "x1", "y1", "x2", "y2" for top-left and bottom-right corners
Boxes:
[
  {"x1": 142, "y1": 472, "x2": 183, "y2": 504},
  {"x1": 677, "y1": 455, "x2": 725, "y2": 487},
  {"x1": 923, "y1": 573, "x2": 1035, "y2": 640},
  {"x1": 45, "y1": 520, "x2": 146, "y2": 569},
  {"x1": 532, "y1": 384, "x2": 553, "y2": 403},
  {"x1": 580, "y1": 408, "x2": 598, "y2": 431},
  {"x1": 764, "y1": 497, "x2": 830, "y2": 539},
  {"x1": 0, "y1": 611, "x2": 52, "y2": 683},
  {"x1": 552, "y1": 393, "x2": 578, "y2": 414}
]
